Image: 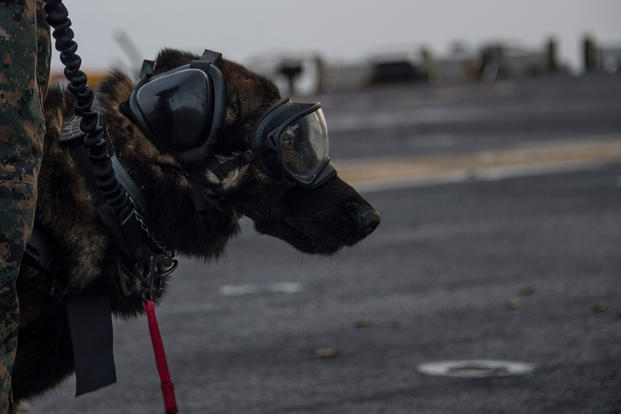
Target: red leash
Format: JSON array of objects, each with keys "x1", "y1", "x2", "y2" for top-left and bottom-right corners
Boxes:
[{"x1": 143, "y1": 299, "x2": 178, "y2": 414}]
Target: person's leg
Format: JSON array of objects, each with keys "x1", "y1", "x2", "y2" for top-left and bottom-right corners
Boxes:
[
  {"x1": 0, "y1": 283, "x2": 19, "y2": 414},
  {"x1": 0, "y1": 1, "x2": 49, "y2": 412}
]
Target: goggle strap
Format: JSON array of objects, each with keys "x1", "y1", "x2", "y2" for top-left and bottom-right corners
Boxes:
[
  {"x1": 204, "y1": 158, "x2": 227, "y2": 181},
  {"x1": 249, "y1": 178, "x2": 295, "y2": 220},
  {"x1": 214, "y1": 140, "x2": 273, "y2": 178}
]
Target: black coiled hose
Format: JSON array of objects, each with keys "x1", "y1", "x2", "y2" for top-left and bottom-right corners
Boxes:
[{"x1": 44, "y1": 0, "x2": 132, "y2": 220}]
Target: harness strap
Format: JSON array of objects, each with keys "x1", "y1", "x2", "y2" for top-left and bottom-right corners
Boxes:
[
  {"x1": 190, "y1": 49, "x2": 222, "y2": 71},
  {"x1": 188, "y1": 170, "x2": 211, "y2": 212},
  {"x1": 66, "y1": 295, "x2": 117, "y2": 396},
  {"x1": 140, "y1": 59, "x2": 155, "y2": 78},
  {"x1": 111, "y1": 155, "x2": 146, "y2": 213}
]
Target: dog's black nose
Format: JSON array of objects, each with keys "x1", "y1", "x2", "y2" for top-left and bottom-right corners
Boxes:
[{"x1": 347, "y1": 201, "x2": 380, "y2": 236}]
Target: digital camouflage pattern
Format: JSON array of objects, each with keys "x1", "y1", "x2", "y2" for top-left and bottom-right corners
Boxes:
[{"x1": 0, "y1": 0, "x2": 49, "y2": 412}]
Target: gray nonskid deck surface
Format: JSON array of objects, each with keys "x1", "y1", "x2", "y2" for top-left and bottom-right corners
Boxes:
[{"x1": 27, "y1": 74, "x2": 621, "y2": 413}]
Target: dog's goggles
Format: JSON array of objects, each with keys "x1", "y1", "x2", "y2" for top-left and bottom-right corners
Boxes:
[{"x1": 252, "y1": 98, "x2": 335, "y2": 188}]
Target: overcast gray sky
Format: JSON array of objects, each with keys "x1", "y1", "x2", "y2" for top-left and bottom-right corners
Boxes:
[{"x1": 56, "y1": 0, "x2": 621, "y2": 72}]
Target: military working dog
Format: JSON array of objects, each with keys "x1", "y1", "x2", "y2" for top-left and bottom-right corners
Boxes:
[{"x1": 12, "y1": 49, "x2": 380, "y2": 402}]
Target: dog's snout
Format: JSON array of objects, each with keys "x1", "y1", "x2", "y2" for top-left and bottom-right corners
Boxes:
[{"x1": 347, "y1": 201, "x2": 380, "y2": 236}]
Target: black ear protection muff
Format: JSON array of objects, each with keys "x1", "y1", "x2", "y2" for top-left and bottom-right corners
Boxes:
[{"x1": 129, "y1": 49, "x2": 226, "y2": 168}]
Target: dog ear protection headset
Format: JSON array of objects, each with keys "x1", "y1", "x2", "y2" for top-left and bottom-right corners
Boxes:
[
  {"x1": 129, "y1": 49, "x2": 227, "y2": 211},
  {"x1": 129, "y1": 49, "x2": 227, "y2": 169},
  {"x1": 129, "y1": 49, "x2": 335, "y2": 219}
]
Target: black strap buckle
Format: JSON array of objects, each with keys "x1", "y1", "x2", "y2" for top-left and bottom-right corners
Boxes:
[
  {"x1": 141, "y1": 255, "x2": 178, "y2": 301},
  {"x1": 240, "y1": 149, "x2": 256, "y2": 163},
  {"x1": 199, "y1": 49, "x2": 222, "y2": 65},
  {"x1": 140, "y1": 59, "x2": 155, "y2": 78},
  {"x1": 60, "y1": 116, "x2": 85, "y2": 146},
  {"x1": 191, "y1": 49, "x2": 222, "y2": 72}
]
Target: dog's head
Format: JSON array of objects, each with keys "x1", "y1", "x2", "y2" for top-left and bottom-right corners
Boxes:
[{"x1": 98, "y1": 49, "x2": 379, "y2": 257}]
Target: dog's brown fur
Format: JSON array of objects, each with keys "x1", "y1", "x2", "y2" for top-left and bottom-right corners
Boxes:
[{"x1": 12, "y1": 49, "x2": 379, "y2": 402}]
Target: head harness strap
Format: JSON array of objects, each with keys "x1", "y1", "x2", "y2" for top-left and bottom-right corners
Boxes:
[{"x1": 191, "y1": 49, "x2": 222, "y2": 69}]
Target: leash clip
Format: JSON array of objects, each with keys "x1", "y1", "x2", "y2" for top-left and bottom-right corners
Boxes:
[
  {"x1": 240, "y1": 149, "x2": 256, "y2": 163},
  {"x1": 141, "y1": 255, "x2": 179, "y2": 301}
]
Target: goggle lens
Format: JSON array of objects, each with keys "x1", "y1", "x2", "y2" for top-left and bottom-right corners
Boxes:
[{"x1": 278, "y1": 108, "x2": 329, "y2": 183}]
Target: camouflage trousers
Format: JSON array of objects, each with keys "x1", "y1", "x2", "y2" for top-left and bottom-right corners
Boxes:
[{"x1": 0, "y1": 1, "x2": 50, "y2": 412}]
